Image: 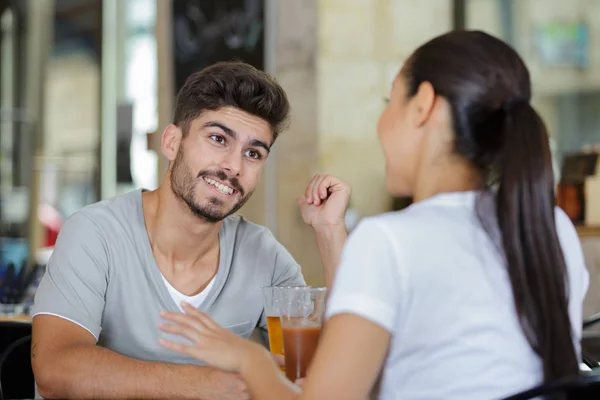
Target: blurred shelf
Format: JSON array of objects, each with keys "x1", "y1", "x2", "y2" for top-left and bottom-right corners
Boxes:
[
  {"x1": 576, "y1": 225, "x2": 600, "y2": 237},
  {"x1": 0, "y1": 315, "x2": 31, "y2": 323}
]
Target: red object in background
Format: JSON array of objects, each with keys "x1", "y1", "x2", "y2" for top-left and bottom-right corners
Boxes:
[
  {"x1": 557, "y1": 152, "x2": 599, "y2": 225},
  {"x1": 557, "y1": 183, "x2": 585, "y2": 225},
  {"x1": 38, "y1": 204, "x2": 63, "y2": 247}
]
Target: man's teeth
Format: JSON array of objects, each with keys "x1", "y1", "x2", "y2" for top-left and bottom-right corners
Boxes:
[{"x1": 203, "y1": 177, "x2": 234, "y2": 195}]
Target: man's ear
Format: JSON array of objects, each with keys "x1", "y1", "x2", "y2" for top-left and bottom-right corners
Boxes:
[{"x1": 161, "y1": 124, "x2": 182, "y2": 161}]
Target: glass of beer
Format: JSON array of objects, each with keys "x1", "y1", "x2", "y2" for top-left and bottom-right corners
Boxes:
[
  {"x1": 278, "y1": 286, "x2": 327, "y2": 382},
  {"x1": 262, "y1": 286, "x2": 286, "y2": 358}
]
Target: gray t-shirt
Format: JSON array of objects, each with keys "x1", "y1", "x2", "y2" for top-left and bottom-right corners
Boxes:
[{"x1": 33, "y1": 190, "x2": 305, "y2": 364}]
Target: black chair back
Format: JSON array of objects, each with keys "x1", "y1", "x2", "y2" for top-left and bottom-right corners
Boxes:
[
  {"x1": 0, "y1": 321, "x2": 34, "y2": 400},
  {"x1": 583, "y1": 312, "x2": 600, "y2": 368},
  {"x1": 502, "y1": 373, "x2": 600, "y2": 400}
]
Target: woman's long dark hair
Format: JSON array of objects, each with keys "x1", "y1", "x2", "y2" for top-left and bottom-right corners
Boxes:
[{"x1": 403, "y1": 30, "x2": 578, "y2": 382}]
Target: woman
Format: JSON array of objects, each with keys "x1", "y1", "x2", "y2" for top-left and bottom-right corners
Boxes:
[{"x1": 158, "y1": 30, "x2": 589, "y2": 399}]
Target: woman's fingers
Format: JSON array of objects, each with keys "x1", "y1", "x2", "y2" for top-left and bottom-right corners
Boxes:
[
  {"x1": 161, "y1": 311, "x2": 207, "y2": 333},
  {"x1": 181, "y1": 302, "x2": 221, "y2": 331},
  {"x1": 158, "y1": 338, "x2": 207, "y2": 361}
]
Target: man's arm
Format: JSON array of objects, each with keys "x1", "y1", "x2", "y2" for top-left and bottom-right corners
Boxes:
[
  {"x1": 298, "y1": 174, "x2": 352, "y2": 287},
  {"x1": 313, "y1": 225, "x2": 347, "y2": 288},
  {"x1": 32, "y1": 315, "x2": 248, "y2": 400}
]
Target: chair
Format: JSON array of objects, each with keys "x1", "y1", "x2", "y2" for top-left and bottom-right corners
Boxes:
[
  {"x1": 0, "y1": 321, "x2": 34, "y2": 400},
  {"x1": 582, "y1": 312, "x2": 600, "y2": 369},
  {"x1": 501, "y1": 372, "x2": 600, "y2": 399},
  {"x1": 584, "y1": 312, "x2": 600, "y2": 330}
]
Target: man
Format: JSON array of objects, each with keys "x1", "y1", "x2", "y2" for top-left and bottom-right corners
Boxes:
[{"x1": 31, "y1": 62, "x2": 350, "y2": 399}]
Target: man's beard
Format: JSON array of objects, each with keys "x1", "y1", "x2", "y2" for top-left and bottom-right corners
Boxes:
[{"x1": 170, "y1": 149, "x2": 252, "y2": 223}]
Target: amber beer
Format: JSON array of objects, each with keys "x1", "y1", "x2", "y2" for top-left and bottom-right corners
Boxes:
[
  {"x1": 262, "y1": 286, "x2": 288, "y2": 371},
  {"x1": 282, "y1": 324, "x2": 321, "y2": 381},
  {"x1": 266, "y1": 315, "x2": 284, "y2": 355}
]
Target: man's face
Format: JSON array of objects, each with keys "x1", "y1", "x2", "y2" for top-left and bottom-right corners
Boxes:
[{"x1": 169, "y1": 107, "x2": 272, "y2": 223}]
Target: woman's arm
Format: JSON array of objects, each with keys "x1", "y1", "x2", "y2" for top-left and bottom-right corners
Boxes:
[
  {"x1": 160, "y1": 305, "x2": 391, "y2": 400},
  {"x1": 239, "y1": 313, "x2": 391, "y2": 400}
]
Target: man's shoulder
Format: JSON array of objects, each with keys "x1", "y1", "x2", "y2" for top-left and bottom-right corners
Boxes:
[
  {"x1": 61, "y1": 191, "x2": 141, "y2": 238},
  {"x1": 223, "y1": 214, "x2": 274, "y2": 240},
  {"x1": 222, "y1": 215, "x2": 302, "y2": 284},
  {"x1": 223, "y1": 215, "x2": 292, "y2": 254}
]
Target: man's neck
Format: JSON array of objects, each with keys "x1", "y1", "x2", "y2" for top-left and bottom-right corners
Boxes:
[{"x1": 142, "y1": 185, "x2": 222, "y2": 275}]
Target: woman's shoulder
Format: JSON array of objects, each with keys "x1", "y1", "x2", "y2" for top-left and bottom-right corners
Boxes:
[{"x1": 353, "y1": 199, "x2": 459, "y2": 238}]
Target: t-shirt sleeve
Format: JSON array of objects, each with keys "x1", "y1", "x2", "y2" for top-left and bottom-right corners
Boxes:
[
  {"x1": 258, "y1": 235, "x2": 306, "y2": 332},
  {"x1": 326, "y1": 218, "x2": 404, "y2": 333},
  {"x1": 270, "y1": 240, "x2": 306, "y2": 288},
  {"x1": 32, "y1": 212, "x2": 109, "y2": 340}
]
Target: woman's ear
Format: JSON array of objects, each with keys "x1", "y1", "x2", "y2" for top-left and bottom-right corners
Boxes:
[{"x1": 411, "y1": 81, "x2": 436, "y2": 128}]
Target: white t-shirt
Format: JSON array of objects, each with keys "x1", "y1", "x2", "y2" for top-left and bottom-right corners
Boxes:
[
  {"x1": 161, "y1": 275, "x2": 216, "y2": 312},
  {"x1": 326, "y1": 191, "x2": 589, "y2": 400}
]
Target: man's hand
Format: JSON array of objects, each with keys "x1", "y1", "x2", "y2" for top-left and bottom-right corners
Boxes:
[
  {"x1": 298, "y1": 174, "x2": 351, "y2": 287},
  {"x1": 201, "y1": 369, "x2": 250, "y2": 400},
  {"x1": 270, "y1": 353, "x2": 285, "y2": 368},
  {"x1": 297, "y1": 174, "x2": 352, "y2": 229}
]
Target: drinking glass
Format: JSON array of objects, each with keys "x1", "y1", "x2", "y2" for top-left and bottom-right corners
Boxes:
[
  {"x1": 278, "y1": 286, "x2": 327, "y2": 382},
  {"x1": 261, "y1": 286, "x2": 286, "y2": 357}
]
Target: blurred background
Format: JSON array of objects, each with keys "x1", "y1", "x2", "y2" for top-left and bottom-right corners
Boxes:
[{"x1": 0, "y1": 0, "x2": 600, "y2": 317}]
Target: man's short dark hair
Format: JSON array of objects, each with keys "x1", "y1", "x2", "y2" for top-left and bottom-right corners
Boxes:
[{"x1": 173, "y1": 61, "x2": 290, "y2": 142}]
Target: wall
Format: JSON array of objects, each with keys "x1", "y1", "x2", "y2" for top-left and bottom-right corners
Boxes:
[{"x1": 317, "y1": 0, "x2": 453, "y2": 218}]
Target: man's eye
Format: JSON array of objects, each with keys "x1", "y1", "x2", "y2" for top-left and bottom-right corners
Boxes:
[
  {"x1": 246, "y1": 149, "x2": 261, "y2": 159},
  {"x1": 210, "y1": 135, "x2": 225, "y2": 144}
]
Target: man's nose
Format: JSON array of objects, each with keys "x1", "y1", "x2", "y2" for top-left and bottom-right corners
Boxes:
[{"x1": 219, "y1": 151, "x2": 242, "y2": 177}]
